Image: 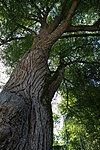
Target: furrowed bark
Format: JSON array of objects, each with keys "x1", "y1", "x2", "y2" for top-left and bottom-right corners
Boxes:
[
  {"x1": 0, "y1": 22, "x2": 66, "y2": 148},
  {"x1": 0, "y1": 36, "x2": 55, "y2": 150},
  {"x1": 0, "y1": 91, "x2": 53, "y2": 150}
]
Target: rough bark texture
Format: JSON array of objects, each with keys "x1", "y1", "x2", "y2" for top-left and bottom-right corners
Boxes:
[
  {"x1": 0, "y1": 37, "x2": 50, "y2": 149},
  {"x1": 0, "y1": 91, "x2": 53, "y2": 150},
  {"x1": 0, "y1": 35, "x2": 64, "y2": 149}
]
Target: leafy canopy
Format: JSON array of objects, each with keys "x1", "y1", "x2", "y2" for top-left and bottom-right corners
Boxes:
[{"x1": 0, "y1": 1, "x2": 99, "y2": 64}]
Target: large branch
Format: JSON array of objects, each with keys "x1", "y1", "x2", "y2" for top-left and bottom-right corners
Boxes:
[
  {"x1": 47, "y1": 0, "x2": 67, "y2": 33},
  {"x1": 61, "y1": 33, "x2": 100, "y2": 39},
  {"x1": 65, "y1": 18, "x2": 100, "y2": 32},
  {"x1": 47, "y1": 15, "x2": 63, "y2": 34},
  {"x1": 58, "y1": 19, "x2": 100, "y2": 39},
  {"x1": 67, "y1": 25, "x2": 100, "y2": 32},
  {"x1": 47, "y1": 0, "x2": 79, "y2": 44},
  {"x1": 47, "y1": 64, "x2": 65, "y2": 99}
]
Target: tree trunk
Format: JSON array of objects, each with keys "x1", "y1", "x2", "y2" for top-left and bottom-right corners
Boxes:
[
  {"x1": 0, "y1": 91, "x2": 53, "y2": 150},
  {"x1": 0, "y1": 35, "x2": 64, "y2": 150}
]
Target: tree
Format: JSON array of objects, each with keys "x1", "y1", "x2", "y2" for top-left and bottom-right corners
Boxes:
[{"x1": 0, "y1": 0, "x2": 100, "y2": 149}]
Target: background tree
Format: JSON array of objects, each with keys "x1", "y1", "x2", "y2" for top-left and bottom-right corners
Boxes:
[
  {"x1": 0, "y1": 0, "x2": 100, "y2": 149},
  {"x1": 52, "y1": 36, "x2": 100, "y2": 150}
]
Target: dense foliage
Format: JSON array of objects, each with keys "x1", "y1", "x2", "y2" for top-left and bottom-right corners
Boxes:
[{"x1": 52, "y1": 36, "x2": 100, "y2": 150}]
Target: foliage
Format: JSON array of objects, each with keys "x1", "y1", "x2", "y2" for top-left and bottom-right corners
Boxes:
[
  {"x1": 51, "y1": 30, "x2": 100, "y2": 150},
  {"x1": 54, "y1": 50, "x2": 100, "y2": 149},
  {"x1": 1, "y1": 35, "x2": 33, "y2": 67}
]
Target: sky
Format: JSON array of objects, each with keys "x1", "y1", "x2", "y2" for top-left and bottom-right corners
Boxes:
[
  {"x1": 0, "y1": 61, "x2": 9, "y2": 91},
  {"x1": 52, "y1": 92, "x2": 64, "y2": 138}
]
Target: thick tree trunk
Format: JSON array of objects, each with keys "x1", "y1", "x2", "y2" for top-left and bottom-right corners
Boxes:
[
  {"x1": 0, "y1": 35, "x2": 64, "y2": 149},
  {"x1": 0, "y1": 37, "x2": 53, "y2": 150},
  {"x1": 0, "y1": 91, "x2": 53, "y2": 150}
]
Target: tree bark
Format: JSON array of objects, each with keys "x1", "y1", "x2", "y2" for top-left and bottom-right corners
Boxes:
[
  {"x1": 0, "y1": 38, "x2": 50, "y2": 149},
  {"x1": 0, "y1": 34, "x2": 64, "y2": 149},
  {"x1": 0, "y1": 91, "x2": 53, "y2": 150}
]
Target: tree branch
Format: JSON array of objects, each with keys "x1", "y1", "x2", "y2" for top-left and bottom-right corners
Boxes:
[
  {"x1": 66, "y1": 18, "x2": 100, "y2": 32},
  {"x1": 67, "y1": 25, "x2": 100, "y2": 32},
  {"x1": 47, "y1": 0, "x2": 79, "y2": 44},
  {"x1": 61, "y1": 33, "x2": 100, "y2": 39},
  {"x1": 34, "y1": 3, "x2": 45, "y2": 17},
  {"x1": 0, "y1": 27, "x2": 18, "y2": 45},
  {"x1": 46, "y1": 0, "x2": 58, "y2": 14},
  {"x1": 48, "y1": 0, "x2": 68, "y2": 33},
  {"x1": 48, "y1": 64, "x2": 65, "y2": 99},
  {"x1": 17, "y1": 24, "x2": 37, "y2": 35},
  {"x1": 47, "y1": 15, "x2": 63, "y2": 34},
  {"x1": 64, "y1": 59, "x2": 100, "y2": 67},
  {"x1": 0, "y1": 35, "x2": 31, "y2": 46},
  {"x1": 0, "y1": 23, "x2": 36, "y2": 46}
]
